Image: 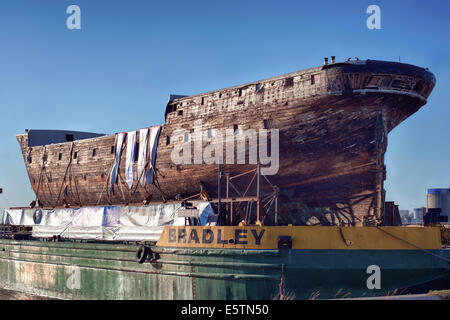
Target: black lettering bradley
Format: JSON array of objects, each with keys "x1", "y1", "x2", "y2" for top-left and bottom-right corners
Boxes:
[
  {"x1": 202, "y1": 229, "x2": 214, "y2": 243},
  {"x1": 188, "y1": 229, "x2": 200, "y2": 243},
  {"x1": 168, "y1": 228, "x2": 176, "y2": 243},
  {"x1": 235, "y1": 229, "x2": 248, "y2": 245},
  {"x1": 251, "y1": 229, "x2": 265, "y2": 245},
  {"x1": 167, "y1": 228, "x2": 267, "y2": 246},
  {"x1": 217, "y1": 229, "x2": 228, "y2": 244}
]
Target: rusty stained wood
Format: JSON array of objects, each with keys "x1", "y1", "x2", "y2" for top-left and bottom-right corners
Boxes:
[{"x1": 16, "y1": 60, "x2": 435, "y2": 226}]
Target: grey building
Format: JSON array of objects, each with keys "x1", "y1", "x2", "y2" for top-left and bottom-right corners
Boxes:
[
  {"x1": 411, "y1": 207, "x2": 426, "y2": 225},
  {"x1": 399, "y1": 210, "x2": 411, "y2": 225},
  {"x1": 427, "y1": 188, "x2": 450, "y2": 224}
]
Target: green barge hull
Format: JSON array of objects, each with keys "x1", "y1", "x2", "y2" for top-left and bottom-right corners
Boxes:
[{"x1": 1, "y1": 228, "x2": 449, "y2": 300}]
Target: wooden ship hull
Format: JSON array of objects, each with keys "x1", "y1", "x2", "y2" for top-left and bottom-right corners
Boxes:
[{"x1": 16, "y1": 59, "x2": 436, "y2": 226}]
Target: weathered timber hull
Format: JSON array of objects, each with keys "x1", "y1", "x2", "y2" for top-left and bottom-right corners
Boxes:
[
  {"x1": 16, "y1": 60, "x2": 436, "y2": 225},
  {"x1": 0, "y1": 226, "x2": 449, "y2": 300}
]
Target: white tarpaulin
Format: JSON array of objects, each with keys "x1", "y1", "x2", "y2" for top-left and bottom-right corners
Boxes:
[
  {"x1": 146, "y1": 125, "x2": 161, "y2": 185},
  {"x1": 45, "y1": 208, "x2": 73, "y2": 226},
  {"x1": 125, "y1": 130, "x2": 136, "y2": 189},
  {"x1": 109, "y1": 132, "x2": 127, "y2": 193},
  {"x1": 137, "y1": 128, "x2": 149, "y2": 187},
  {"x1": 2, "y1": 202, "x2": 217, "y2": 242},
  {"x1": 2, "y1": 209, "x2": 24, "y2": 225},
  {"x1": 72, "y1": 207, "x2": 104, "y2": 227}
]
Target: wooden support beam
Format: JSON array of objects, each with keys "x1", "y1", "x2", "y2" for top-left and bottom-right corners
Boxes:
[
  {"x1": 229, "y1": 168, "x2": 256, "y2": 181},
  {"x1": 210, "y1": 196, "x2": 258, "y2": 203}
]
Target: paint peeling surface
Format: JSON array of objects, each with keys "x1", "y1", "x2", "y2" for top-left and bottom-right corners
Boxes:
[
  {"x1": 14, "y1": 260, "x2": 57, "y2": 289},
  {"x1": 0, "y1": 288, "x2": 55, "y2": 300},
  {"x1": 0, "y1": 235, "x2": 449, "y2": 300},
  {"x1": 156, "y1": 226, "x2": 443, "y2": 250}
]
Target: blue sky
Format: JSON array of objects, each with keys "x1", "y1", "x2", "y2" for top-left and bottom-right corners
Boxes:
[{"x1": 0, "y1": 0, "x2": 449, "y2": 213}]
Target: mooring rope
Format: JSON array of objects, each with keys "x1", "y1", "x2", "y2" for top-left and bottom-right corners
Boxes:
[
  {"x1": 339, "y1": 225, "x2": 352, "y2": 247},
  {"x1": 55, "y1": 143, "x2": 74, "y2": 207},
  {"x1": 33, "y1": 147, "x2": 46, "y2": 205},
  {"x1": 96, "y1": 169, "x2": 112, "y2": 206},
  {"x1": 375, "y1": 226, "x2": 450, "y2": 264},
  {"x1": 152, "y1": 167, "x2": 170, "y2": 201}
]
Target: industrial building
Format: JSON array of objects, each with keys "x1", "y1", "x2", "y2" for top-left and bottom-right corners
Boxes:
[
  {"x1": 427, "y1": 188, "x2": 450, "y2": 225},
  {"x1": 411, "y1": 207, "x2": 426, "y2": 225},
  {"x1": 399, "y1": 210, "x2": 411, "y2": 225}
]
